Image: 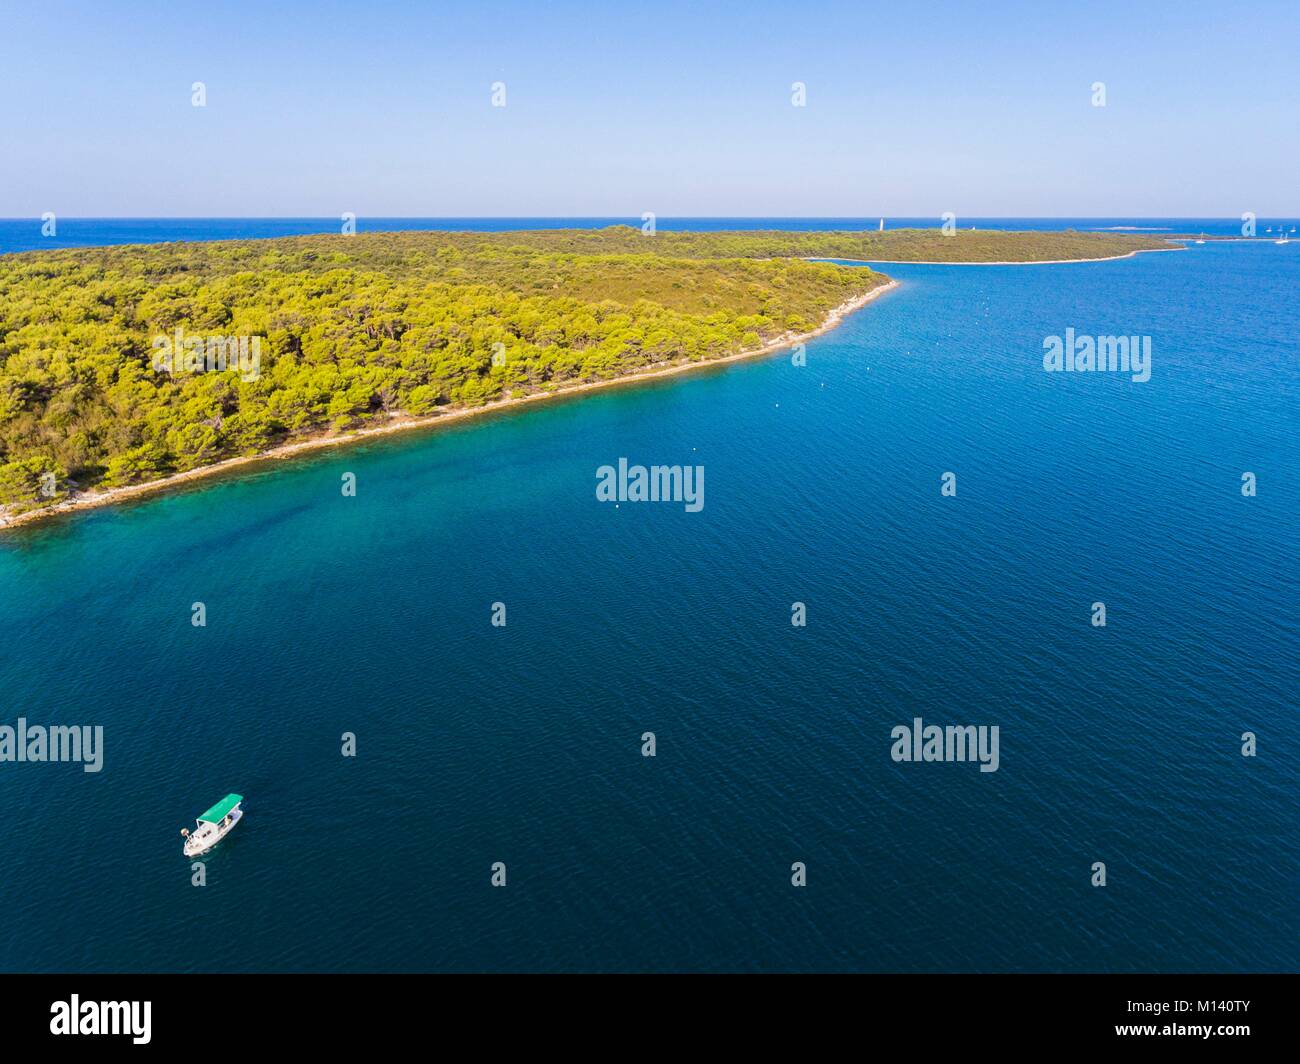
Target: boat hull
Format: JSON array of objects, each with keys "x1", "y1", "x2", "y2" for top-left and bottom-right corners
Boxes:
[{"x1": 183, "y1": 807, "x2": 243, "y2": 857}]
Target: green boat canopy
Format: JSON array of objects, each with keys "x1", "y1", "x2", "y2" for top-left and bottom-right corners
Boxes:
[{"x1": 197, "y1": 794, "x2": 243, "y2": 824}]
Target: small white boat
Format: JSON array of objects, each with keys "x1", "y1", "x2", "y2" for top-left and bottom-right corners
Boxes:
[
  {"x1": 878, "y1": 218, "x2": 885, "y2": 231},
  {"x1": 1195, "y1": 232, "x2": 1205, "y2": 244},
  {"x1": 181, "y1": 794, "x2": 244, "y2": 857},
  {"x1": 1276, "y1": 230, "x2": 1290, "y2": 245}
]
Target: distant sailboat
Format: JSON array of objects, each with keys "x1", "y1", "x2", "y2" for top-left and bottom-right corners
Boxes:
[
  {"x1": 1195, "y1": 233, "x2": 1205, "y2": 244},
  {"x1": 878, "y1": 218, "x2": 884, "y2": 231},
  {"x1": 1275, "y1": 229, "x2": 1289, "y2": 245}
]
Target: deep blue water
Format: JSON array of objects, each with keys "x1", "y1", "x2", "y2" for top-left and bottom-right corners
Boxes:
[
  {"x1": 0, "y1": 216, "x2": 1296, "y2": 255},
  {"x1": 0, "y1": 235, "x2": 1296, "y2": 972}
]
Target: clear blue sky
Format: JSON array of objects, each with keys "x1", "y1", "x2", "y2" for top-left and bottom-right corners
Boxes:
[{"x1": 1, "y1": 0, "x2": 1295, "y2": 217}]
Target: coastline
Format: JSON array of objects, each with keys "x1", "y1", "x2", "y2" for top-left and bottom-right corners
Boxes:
[
  {"x1": 1, "y1": 279, "x2": 900, "y2": 532},
  {"x1": 810, "y1": 245, "x2": 1187, "y2": 266}
]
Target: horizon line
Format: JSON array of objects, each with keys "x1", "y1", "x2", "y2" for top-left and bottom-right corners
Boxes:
[{"x1": 2, "y1": 214, "x2": 1290, "y2": 222}]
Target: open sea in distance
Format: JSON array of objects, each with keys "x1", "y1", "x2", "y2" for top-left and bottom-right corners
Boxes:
[{"x1": 1, "y1": 216, "x2": 1297, "y2": 255}]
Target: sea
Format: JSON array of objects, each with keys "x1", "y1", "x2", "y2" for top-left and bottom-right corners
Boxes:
[
  {"x1": 0, "y1": 220, "x2": 1296, "y2": 972},
  {"x1": 0, "y1": 216, "x2": 1297, "y2": 255}
]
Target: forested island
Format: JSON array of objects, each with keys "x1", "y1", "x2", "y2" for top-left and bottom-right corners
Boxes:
[{"x1": 0, "y1": 227, "x2": 1172, "y2": 523}]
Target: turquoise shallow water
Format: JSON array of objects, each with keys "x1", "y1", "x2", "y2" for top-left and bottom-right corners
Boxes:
[{"x1": 0, "y1": 239, "x2": 1296, "y2": 972}]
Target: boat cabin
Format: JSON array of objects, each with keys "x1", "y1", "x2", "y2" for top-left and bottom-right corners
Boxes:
[{"x1": 182, "y1": 793, "x2": 243, "y2": 856}]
